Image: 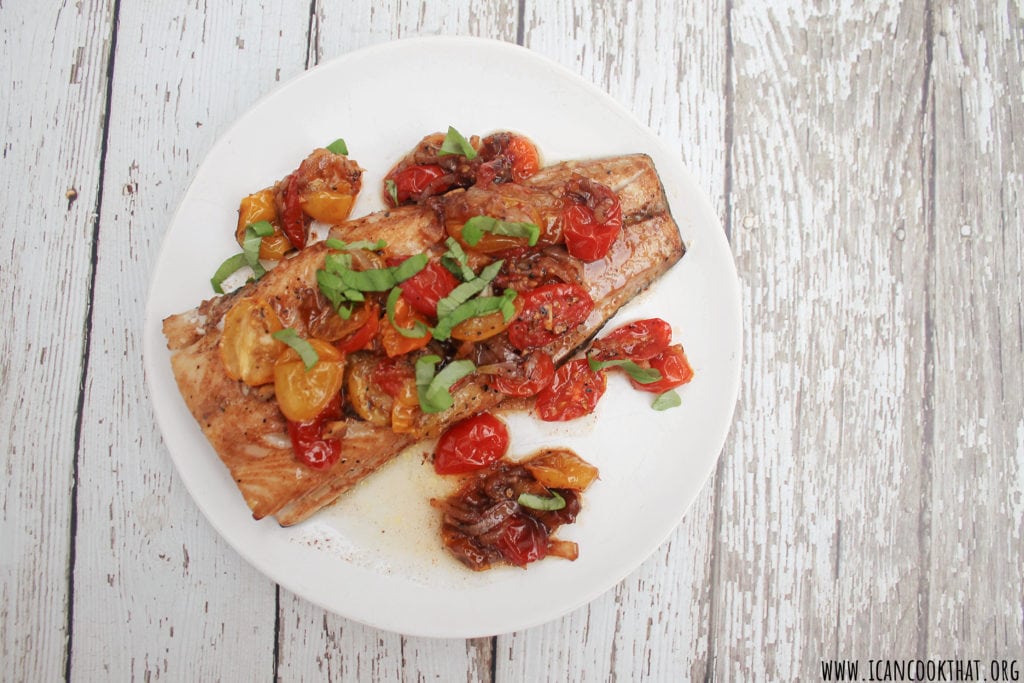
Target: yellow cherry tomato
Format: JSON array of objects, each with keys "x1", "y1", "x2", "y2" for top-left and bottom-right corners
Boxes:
[
  {"x1": 301, "y1": 190, "x2": 355, "y2": 224},
  {"x1": 523, "y1": 449, "x2": 600, "y2": 491},
  {"x1": 450, "y1": 298, "x2": 522, "y2": 342},
  {"x1": 236, "y1": 189, "x2": 292, "y2": 260},
  {"x1": 380, "y1": 296, "x2": 432, "y2": 357},
  {"x1": 273, "y1": 339, "x2": 346, "y2": 422},
  {"x1": 389, "y1": 381, "x2": 420, "y2": 434},
  {"x1": 219, "y1": 298, "x2": 286, "y2": 386}
]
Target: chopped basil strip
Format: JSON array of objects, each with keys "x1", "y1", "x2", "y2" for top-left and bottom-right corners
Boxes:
[
  {"x1": 247, "y1": 220, "x2": 275, "y2": 237},
  {"x1": 415, "y1": 355, "x2": 476, "y2": 414},
  {"x1": 518, "y1": 490, "x2": 566, "y2": 511},
  {"x1": 435, "y1": 259, "x2": 504, "y2": 318},
  {"x1": 437, "y1": 125, "x2": 477, "y2": 160},
  {"x1": 385, "y1": 287, "x2": 429, "y2": 339},
  {"x1": 461, "y1": 216, "x2": 540, "y2": 247},
  {"x1": 317, "y1": 251, "x2": 426, "y2": 316},
  {"x1": 272, "y1": 328, "x2": 319, "y2": 370},
  {"x1": 242, "y1": 224, "x2": 272, "y2": 280},
  {"x1": 652, "y1": 390, "x2": 682, "y2": 411},
  {"x1": 385, "y1": 178, "x2": 399, "y2": 205},
  {"x1": 439, "y1": 237, "x2": 476, "y2": 281},
  {"x1": 587, "y1": 357, "x2": 663, "y2": 384},
  {"x1": 326, "y1": 138, "x2": 348, "y2": 155},
  {"x1": 210, "y1": 253, "x2": 249, "y2": 294},
  {"x1": 324, "y1": 238, "x2": 387, "y2": 252},
  {"x1": 431, "y1": 290, "x2": 517, "y2": 341}
]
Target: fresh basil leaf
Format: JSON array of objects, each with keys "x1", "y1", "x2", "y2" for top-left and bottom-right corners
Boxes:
[
  {"x1": 414, "y1": 356, "x2": 476, "y2": 414},
  {"x1": 242, "y1": 226, "x2": 268, "y2": 280},
  {"x1": 431, "y1": 290, "x2": 517, "y2": 341},
  {"x1": 385, "y1": 178, "x2": 399, "y2": 205},
  {"x1": 461, "y1": 216, "x2": 540, "y2": 247},
  {"x1": 324, "y1": 238, "x2": 387, "y2": 252},
  {"x1": 652, "y1": 390, "x2": 681, "y2": 411},
  {"x1": 385, "y1": 287, "x2": 429, "y2": 339},
  {"x1": 210, "y1": 253, "x2": 249, "y2": 294},
  {"x1": 437, "y1": 125, "x2": 477, "y2": 160},
  {"x1": 435, "y1": 259, "x2": 504, "y2": 318},
  {"x1": 326, "y1": 138, "x2": 348, "y2": 155},
  {"x1": 439, "y1": 237, "x2": 476, "y2": 281},
  {"x1": 587, "y1": 357, "x2": 663, "y2": 384},
  {"x1": 518, "y1": 490, "x2": 566, "y2": 511},
  {"x1": 272, "y1": 328, "x2": 319, "y2": 370}
]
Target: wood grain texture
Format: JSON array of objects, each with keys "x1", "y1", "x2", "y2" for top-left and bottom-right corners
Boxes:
[
  {"x1": 0, "y1": 0, "x2": 114, "y2": 680},
  {"x1": 502, "y1": 1, "x2": 729, "y2": 680},
  {"x1": 67, "y1": 2, "x2": 310, "y2": 679},
  {"x1": 272, "y1": 2, "x2": 516, "y2": 679},
  {"x1": 928, "y1": 0, "x2": 1024, "y2": 657},
  {"x1": 718, "y1": 1, "x2": 935, "y2": 678}
]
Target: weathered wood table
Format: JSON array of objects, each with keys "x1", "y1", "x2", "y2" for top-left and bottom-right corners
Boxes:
[{"x1": 4, "y1": 1, "x2": 1021, "y2": 680}]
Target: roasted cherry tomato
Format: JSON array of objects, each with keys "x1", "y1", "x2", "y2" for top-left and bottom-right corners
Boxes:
[
  {"x1": 535, "y1": 358, "x2": 608, "y2": 422},
  {"x1": 506, "y1": 282, "x2": 594, "y2": 351},
  {"x1": 335, "y1": 302, "x2": 380, "y2": 353},
  {"x1": 477, "y1": 133, "x2": 541, "y2": 185},
  {"x1": 274, "y1": 339, "x2": 346, "y2": 422},
  {"x1": 433, "y1": 412, "x2": 510, "y2": 474},
  {"x1": 523, "y1": 449, "x2": 600, "y2": 490},
  {"x1": 399, "y1": 260, "x2": 458, "y2": 317},
  {"x1": 495, "y1": 513, "x2": 548, "y2": 567},
  {"x1": 287, "y1": 395, "x2": 342, "y2": 471},
  {"x1": 561, "y1": 177, "x2": 622, "y2": 262},
  {"x1": 301, "y1": 190, "x2": 355, "y2": 224},
  {"x1": 219, "y1": 297, "x2": 286, "y2": 386},
  {"x1": 372, "y1": 355, "x2": 416, "y2": 397},
  {"x1": 451, "y1": 297, "x2": 522, "y2": 342},
  {"x1": 628, "y1": 344, "x2": 694, "y2": 394},
  {"x1": 236, "y1": 189, "x2": 292, "y2": 260},
  {"x1": 279, "y1": 174, "x2": 307, "y2": 249},
  {"x1": 386, "y1": 164, "x2": 449, "y2": 205},
  {"x1": 380, "y1": 294, "x2": 432, "y2": 357},
  {"x1": 503, "y1": 134, "x2": 541, "y2": 182},
  {"x1": 589, "y1": 318, "x2": 673, "y2": 361},
  {"x1": 490, "y1": 351, "x2": 555, "y2": 397}
]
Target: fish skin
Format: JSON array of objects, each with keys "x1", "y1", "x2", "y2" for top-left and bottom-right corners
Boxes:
[{"x1": 163, "y1": 154, "x2": 683, "y2": 525}]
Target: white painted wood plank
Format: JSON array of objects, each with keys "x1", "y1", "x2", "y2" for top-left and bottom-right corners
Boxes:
[
  {"x1": 928, "y1": 0, "x2": 1024, "y2": 657},
  {"x1": 68, "y1": 2, "x2": 310, "y2": 679},
  {"x1": 719, "y1": 2, "x2": 932, "y2": 677},
  {"x1": 0, "y1": 0, "x2": 114, "y2": 680},
  {"x1": 270, "y1": 3, "x2": 517, "y2": 680},
  {"x1": 500, "y1": 1, "x2": 729, "y2": 680}
]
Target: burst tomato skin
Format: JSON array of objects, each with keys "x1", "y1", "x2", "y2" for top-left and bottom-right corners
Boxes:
[
  {"x1": 386, "y1": 164, "x2": 449, "y2": 205},
  {"x1": 506, "y1": 283, "x2": 594, "y2": 351},
  {"x1": 433, "y1": 413, "x2": 510, "y2": 474},
  {"x1": 490, "y1": 351, "x2": 555, "y2": 397},
  {"x1": 334, "y1": 302, "x2": 380, "y2": 353},
  {"x1": 629, "y1": 344, "x2": 694, "y2": 394},
  {"x1": 287, "y1": 395, "x2": 342, "y2": 470},
  {"x1": 535, "y1": 358, "x2": 608, "y2": 422},
  {"x1": 495, "y1": 513, "x2": 548, "y2": 567},
  {"x1": 399, "y1": 260, "x2": 459, "y2": 317},
  {"x1": 380, "y1": 294, "x2": 432, "y2": 357},
  {"x1": 279, "y1": 174, "x2": 307, "y2": 249},
  {"x1": 589, "y1": 318, "x2": 673, "y2": 362},
  {"x1": 372, "y1": 356, "x2": 415, "y2": 398},
  {"x1": 561, "y1": 179, "x2": 622, "y2": 262}
]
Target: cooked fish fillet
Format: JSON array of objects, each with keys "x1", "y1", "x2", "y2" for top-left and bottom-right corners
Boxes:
[{"x1": 163, "y1": 154, "x2": 684, "y2": 525}]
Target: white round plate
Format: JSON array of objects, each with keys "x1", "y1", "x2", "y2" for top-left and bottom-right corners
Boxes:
[{"x1": 144, "y1": 36, "x2": 741, "y2": 638}]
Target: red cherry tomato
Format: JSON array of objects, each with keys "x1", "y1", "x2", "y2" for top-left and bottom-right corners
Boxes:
[
  {"x1": 335, "y1": 302, "x2": 380, "y2": 353},
  {"x1": 506, "y1": 283, "x2": 594, "y2": 351},
  {"x1": 386, "y1": 164, "x2": 449, "y2": 205},
  {"x1": 561, "y1": 178, "x2": 622, "y2": 262},
  {"x1": 490, "y1": 351, "x2": 555, "y2": 397},
  {"x1": 433, "y1": 413, "x2": 510, "y2": 474},
  {"x1": 286, "y1": 395, "x2": 342, "y2": 470},
  {"x1": 535, "y1": 358, "x2": 607, "y2": 422},
  {"x1": 495, "y1": 513, "x2": 548, "y2": 567},
  {"x1": 589, "y1": 318, "x2": 673, "y2": 361},
  {"x1": 629, "y1": 344, "x2": 694, "y2": 393},
  {"x1": 504, "y1": 135, "x2": 540, "y2": 182},
  {"x1": 399, "y1": 260, "x2": 459, "y2": 317},
  {"x1": 280, "y1": 174, "x2": 307, "y2": 249},
  {"x1": 372, "y1": 356, "x2": 415, "y2": 398}
]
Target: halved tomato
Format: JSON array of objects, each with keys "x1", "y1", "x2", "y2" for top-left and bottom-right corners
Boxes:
[
  {"x1": 535, "y1": 358, "x2": 607, "y2": 422},
  {"x1": 628, "y1": 344, "x2": 694, "y2": 394},
  {"x1": 219, "y1": 298, "x2": 286, "y2": 386},
  {"x1": 301, "y1": 190, "x2": 355, "y2": 224},
  {"x1": 274, "y1": 339, "x2": 345, "y2": 422},
  {"x1": 380, "y1": 294, "x2": 432, "y2": 357},
  {"x1": 236, "y1": 189, "x2": 291, "y2": 260}
]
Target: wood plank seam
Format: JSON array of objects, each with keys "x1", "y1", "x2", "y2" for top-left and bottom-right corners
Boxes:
[{"x1": 63, "y1": 1, "x2": 123, "y2": 680}]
